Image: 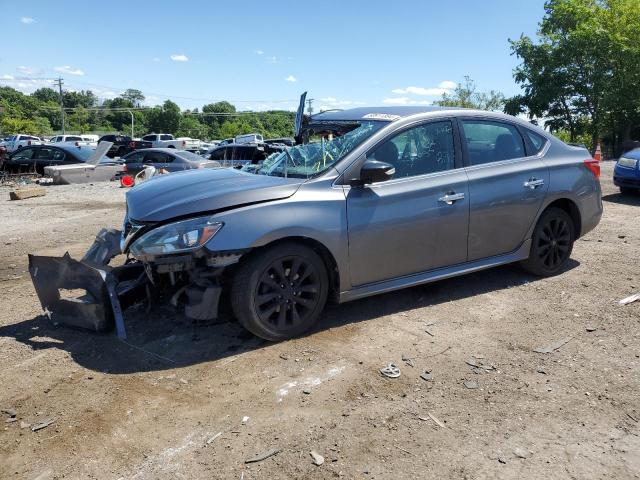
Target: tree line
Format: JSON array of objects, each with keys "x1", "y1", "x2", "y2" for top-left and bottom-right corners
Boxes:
[{"x1": 0, "y1": 87, "x2": 296, "y2": 140}]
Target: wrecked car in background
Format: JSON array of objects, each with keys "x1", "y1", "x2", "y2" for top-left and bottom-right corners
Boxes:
[{"x1": 29, "y1": 97, "x2": 602, "y2": 341}]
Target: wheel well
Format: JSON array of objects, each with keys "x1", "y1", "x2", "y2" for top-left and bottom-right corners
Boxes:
[
  {"x1": 545, "y1": 199, "x2": 582, "y2": 238},
  {"x1": 253, "y1": 237, "x2": 341, "y2": 301}
]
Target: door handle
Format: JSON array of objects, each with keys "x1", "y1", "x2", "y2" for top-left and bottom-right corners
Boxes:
[
  {"x1": 524, "y1": 178, "x2": 544, "y2": 189},
  {"x1": 438, "y1": 192, "x2": 465, "y2": 205}
]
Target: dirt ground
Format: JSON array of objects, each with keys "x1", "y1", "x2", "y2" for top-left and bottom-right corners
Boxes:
[{"x1": 0, "y1": 162, "x2": 638, "y2": 480}]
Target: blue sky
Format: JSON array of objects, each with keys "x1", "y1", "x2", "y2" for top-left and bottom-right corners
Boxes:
[{"x1": 3, "y1": 0, "x2": 545, "y2": 111}]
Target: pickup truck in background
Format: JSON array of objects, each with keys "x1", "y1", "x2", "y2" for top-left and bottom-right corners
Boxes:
[
  {"x1": 2, "y1": 134, "x2": 43, "y2": 153},
  {"x1": 141, "y1": 133, "x2": 200, "y2": 152},
  {"x1": 50, "y1": 135, "x2": 97, "y2": 147},
  {"x1": 98, "y1": 134, "x2": 152, "y2": 158}
]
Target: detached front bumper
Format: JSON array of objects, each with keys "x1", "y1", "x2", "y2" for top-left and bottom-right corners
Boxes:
[{"x1": 28, "y1": 229, "x2": 147, "y2": 338}]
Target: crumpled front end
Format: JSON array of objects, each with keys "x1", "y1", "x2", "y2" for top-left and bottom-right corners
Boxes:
[{"x1": 28, "y1": 229, "x2": 147, "y2": 338}]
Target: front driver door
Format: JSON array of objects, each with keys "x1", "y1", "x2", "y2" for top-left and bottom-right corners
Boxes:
[{"x1": 346, "y1": 119, "x2": 469, "y2": 287}]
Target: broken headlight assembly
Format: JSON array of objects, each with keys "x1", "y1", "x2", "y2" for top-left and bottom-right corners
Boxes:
[{"x1": 129, "y1": 216, "x2": 223, "y2": 258}]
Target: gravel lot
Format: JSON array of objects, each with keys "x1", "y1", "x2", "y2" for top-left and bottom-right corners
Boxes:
[{"x1": 0, "y1": 162, "x2": 639, "y2": 480}]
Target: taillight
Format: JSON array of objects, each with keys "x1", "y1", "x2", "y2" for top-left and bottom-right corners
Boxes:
[
  {"x1": 129, "y1": 141, "x2": 136, "y2": 148},
  {"x1": 584, "y1": 158, "x2": 600, "y2": 178},
  {"x1": 182, "y1": 140, "x2": 186, "y2": 147},
  {"x1": 123, "y1": 164, "x2": 128, "y2": 173}
]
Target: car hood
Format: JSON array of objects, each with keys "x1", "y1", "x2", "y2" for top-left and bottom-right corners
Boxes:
[{"x1": 126, "y1": 167, "x2": 304, "y2": 222}]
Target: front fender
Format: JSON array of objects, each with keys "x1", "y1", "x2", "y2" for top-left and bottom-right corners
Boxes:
[{"x1": 204, "y1": 179, "x2": 351, "y2": 291}]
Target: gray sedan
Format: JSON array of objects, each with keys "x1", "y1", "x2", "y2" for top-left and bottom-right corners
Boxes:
[
  {"x1": 121, "y1": 148, "x2": 220, "y2": 176},
  {"x1": 30, "y1": 106, "x2": 603, "y2": 342}
]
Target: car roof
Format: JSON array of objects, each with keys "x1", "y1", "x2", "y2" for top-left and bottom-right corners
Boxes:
[{"x1": 310, "y1": 106, "x2": 467, "y2": 122}]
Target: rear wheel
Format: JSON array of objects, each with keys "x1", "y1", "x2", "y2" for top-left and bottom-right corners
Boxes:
[
  {"x1": 231, "y1": 242, "x2": 328, "y2": 341},
  {"x1": 521, "y1": 207, "x2": 575, "y2": 277},
  {"x1": 620, "y1": 187, "x2": 636, "y2": 195}
]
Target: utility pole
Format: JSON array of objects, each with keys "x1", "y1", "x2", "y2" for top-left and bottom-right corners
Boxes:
[
  {"x1": 306, "y1": 98, "x2": 314, "y2": 116},
  {"x1": 128, "y1": 110, "x2": 134, "y2": 138},
  {"x1": 54, "y1": 77, "x2": 65, "y2": 134}
]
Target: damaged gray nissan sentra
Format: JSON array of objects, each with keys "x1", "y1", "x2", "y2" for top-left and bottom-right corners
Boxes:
[{"x1": 29, "y1": 102, "x2": 602, "y2": 341}]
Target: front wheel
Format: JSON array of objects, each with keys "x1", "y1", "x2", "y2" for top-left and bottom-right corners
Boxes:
[
  {"x1": 231, "y1": 242, "x2": 328, "y2": 341},
  {"x1": 521, "y1": 207, "x2": 575, "y2": 277},
  {"x1": 620, "y1": 187, "x2": 636, "y2": 195}
]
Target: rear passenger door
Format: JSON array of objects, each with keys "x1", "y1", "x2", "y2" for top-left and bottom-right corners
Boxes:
[{"x1": 460, "y1": 118, "x2": 549, "y2": 261}]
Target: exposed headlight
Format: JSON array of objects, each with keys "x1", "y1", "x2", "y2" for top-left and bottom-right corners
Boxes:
[
  {"x1": 129, "y1": 216, "x2": 223, "y2": 257},
  {"x1": 618, "y1": 156, "x2": 638, "y2": 169}
]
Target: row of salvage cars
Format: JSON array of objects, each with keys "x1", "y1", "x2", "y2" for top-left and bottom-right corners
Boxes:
[{"x1": 28, "y1": 94, "x2": 603, "y2": 341}]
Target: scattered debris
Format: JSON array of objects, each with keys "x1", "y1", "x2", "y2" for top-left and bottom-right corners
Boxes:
[
  {"x1": 303, "y1": 389, "x2": 312, "y2": 395},
  {"x1": 465, "y1": 358, "x2": 496, "y2": 373},
  {"x1": 424, "y1": 328, "x2": 435, "y2": 337},
  {"x1": 31, "y1": 418, "x2": 55, "y2": 432},
  {"x1": 586, "y1": 326, "x2": 597, "y2": 332},
  {"x1": 310, "y1": 450, "x2": 325, "y2": 466},
  {"x1": 9, "y1": 185, "x2": 46, "y2": 200},
  {"x1": 206, "y1": 432, "x2": 222, "y2": 445},
  {"x1": 619, "y1": 293, "x2": 640, "y2": 306},
  {"x1": 427, "y1": 412, "x2": 446, "y2": 428},
  {"x1": 1, "y1": 408, "x2": 17, "y2": 418},
  {"x1": 498, "y1": 456, "x2": 507, "y2": 464},
  {"x1": 242, "y1": 416, "x2": 250, "y2": 424},
  {"x1": 245, "y1": 448, "x2": 280, "y2": 464},
  {"x1": 513, "y1": 447, "x2": 529, "y2": 459},
  {"x1": 533, "y1": 337, "x2": 571, "y2": 354},
  {"x1": 20, "y1": 421, "x2": 31, "y2": 429},
  {"x1": 5, "y1": 417, "x2": 17, "y2": 423},
  {"x1": 394, "y1": 445, "x2": 416, "y2": 456},
  {"x1": 380, "y1": 363, "x2": 401, "y2": 379},
  {"x1": 626, "y1": 412, "x2": 638, "y2": 423},
  {"x1": 420, "y1": 370, "x2": 433, "y2": 381},
  {"x1": 464, "y1": 380, "x2": 479, "y2": 389},
  {"x1": 536, "y1": 367, "x2": 547, "y2": 375},
  {"x1": 279, "y1": 353, "x2": 289, "y2": 360},
  {"x1": 401, "y1": 354, "x2": 415, "y2": 367}
]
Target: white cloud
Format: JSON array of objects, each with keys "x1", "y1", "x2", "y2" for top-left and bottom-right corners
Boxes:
[
  {"x1": 439, "y1": 80, "x2": 457, "y2": 90},
  {"x1": 2, "y1": 74, "x2": 15, "y2": 80},
  {"x1": 20, "y1": 17, "x2": 34, "y2": 24},
  {"x1": 268, "y1": 56, "x2": 278, "y2": 64},
  {"x1": 285, "y1": 75, "x2": 297, "y2": 82},
  {"x1": 382, "y1": 97, "x2": 431, "y2": 105},
  {"x1": 0, "y1": 75, "x2": 54, "y2": 94},
  {"x1": 16, "y1": 65, "x2": 42, "y2": 75},
  {"x1": 54, "y1": 65, "x2": 85, "y2": 76},
  {"x1": 255, "y1": 50, "x2": 264, "y2": 55},
  {"x1": 318, "y1": 97, "x2": 367, "y2": 111},
  {"x1": 391, "y1": 81, "x2": 457, "y2": 97},
  {"x1": 170, "y1": 54, "x2": 189, "y2": 62}
]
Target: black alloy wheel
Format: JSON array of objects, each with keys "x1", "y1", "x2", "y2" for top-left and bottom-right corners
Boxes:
[{"x1": 521, "y1": 207, "x2": 575, "y2": 276}]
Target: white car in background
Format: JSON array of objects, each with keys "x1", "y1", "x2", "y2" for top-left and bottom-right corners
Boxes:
[
  {"x1": 3, "y1": 134, "x2": 43, "y2": 153},
  {"x1": 141, "y1": 133, "x2": 200, "y2": 152},
  {"x1": 50, "y1": 135, "x2": 98, "y2": 147}
]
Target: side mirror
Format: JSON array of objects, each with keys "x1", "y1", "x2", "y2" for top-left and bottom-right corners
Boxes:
[{"x1": 350, "y1": 159, "x2": 395, "y2": 186}]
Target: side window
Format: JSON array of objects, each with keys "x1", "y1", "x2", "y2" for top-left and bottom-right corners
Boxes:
[
  {"x1": 12, "y1": 148, "x2": 36, "y2": 160},
  {"x1": 145, "y1": 151, "x2": 172, "y2": 163},
  {"x1": 160, "y1": 134, "x2": 173, "y2": 141},
  {"x1": 209, "y1": 148, "x2": 225, "y2": 161},
  {"x1": 523, "y1": 129, "x2": 547, "y2": 154},
  {"x1": 369, "y1": 120, "x2": 456, "y2": 179},
  {"x1": 461, "y1": 120, "x2": 526, "y2": 165},
  {"x1": 36, "y1": 148, "x2": 55, "y2": 159},
  {"x1": 142, "y1": 135, "x2": 154, "y2": 141},
  {"x1": 67, "y1": 136, "x2": 82, "y2": 142},
  {"x1": 124, "y1": 151, "x2": 145, "y2": 164}
]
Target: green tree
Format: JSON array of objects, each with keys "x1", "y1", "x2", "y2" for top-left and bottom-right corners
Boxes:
[
  {"x1": 508, "y1": 0, "x2": 640, "y2": 154},
  {"x1": 436, "y1": 76, "x2": 505, "y2": 111},
  {"x1": 121, "y1": 89, "x2": 145, "y2": 107}
]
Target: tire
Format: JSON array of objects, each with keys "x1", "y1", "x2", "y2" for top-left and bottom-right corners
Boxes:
[
  {"x1": 231, "y1": 242, "x2": 329, "y2": 341},
  {"x1": 167, "y1": 145, "x2": 175, "y2": 149},
  {"x1": 620, "y1": 187, "x2": 635, "y2": 195},
  {"x1": 521, "y1": 207, "x2": 575, "y2": 277}
]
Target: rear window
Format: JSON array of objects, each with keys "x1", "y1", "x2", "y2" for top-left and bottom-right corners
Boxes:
[
  {"x1": 524, "y1": 129, "x2": 547, "y2": 154},
  {"x1": 175, "y1": 150, "x2": 205, "y2": 162}
]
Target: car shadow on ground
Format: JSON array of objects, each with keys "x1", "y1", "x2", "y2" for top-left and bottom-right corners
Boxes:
[
  {"x1": 0, "y1": 260, "x2": 579, "y2": 375},
  {"x1": 602, "y1": 192, "x2": 640, "y2": 206}
]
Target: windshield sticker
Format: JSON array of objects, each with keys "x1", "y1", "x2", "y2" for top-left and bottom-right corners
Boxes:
[{"x1": 362, "y1": 113, "x2": 401, "y2": 121}]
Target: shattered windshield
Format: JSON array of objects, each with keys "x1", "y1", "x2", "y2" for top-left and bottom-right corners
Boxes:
[{"x1": 252, "y1": 120, "x2": 385, "y2": 178}]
